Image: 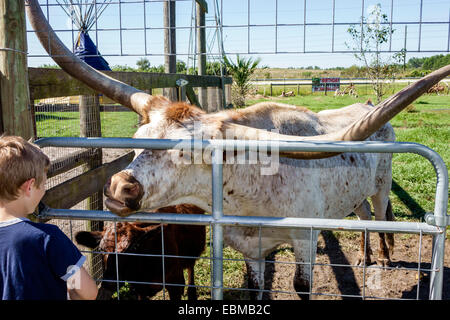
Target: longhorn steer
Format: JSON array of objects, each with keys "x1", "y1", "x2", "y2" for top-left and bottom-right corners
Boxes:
[
  {"x1": 26, "y1": 0, "x2": 450, "y2": 300},
  {"x1": 427, "y1": 82, "x2": 448, "y2": 95},
  {"x1": 75, "y1": 204, "x2": 206, "y2": 300}
]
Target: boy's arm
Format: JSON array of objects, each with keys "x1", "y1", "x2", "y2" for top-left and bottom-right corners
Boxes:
[
  {"x1": 43, "y1": 225, "x2": 98, "y2": 300},
  {"x1": 67, "y1": 266, "x2": 98, "y2": 300}
]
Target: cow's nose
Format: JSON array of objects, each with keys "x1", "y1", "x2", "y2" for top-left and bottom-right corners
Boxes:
[
  {"x1": 106, "y1": 171, "x2": 144, "y2": 213},
  {"x1": 110, "y1": 172, "x2": 142, "y2": 200}
]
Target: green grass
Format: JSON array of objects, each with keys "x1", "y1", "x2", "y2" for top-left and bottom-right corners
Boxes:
[{"x1": 36, "y1": 111, "x2": 139, "y2": 138}]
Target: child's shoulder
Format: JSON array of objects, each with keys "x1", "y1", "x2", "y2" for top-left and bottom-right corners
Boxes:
[
  {"x1": 3, "y1": 218, "x2": 67, "y2": 240},
  {"x1": 24, "y1": 220, "x2": 67, "y2": 238},
  {"x1": 0, "y1": 218, "x2": 68, "y2": 250}
]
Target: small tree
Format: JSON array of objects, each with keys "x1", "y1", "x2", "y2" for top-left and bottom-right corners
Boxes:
[
  {"x1": 346, "y1": 4, "x2": 401, "y2": 103},
  {"x1": 136, "y1": 58, "x2": 151, "y2": 72},
  {"x1": 223, "y1": 54, "x2": 263, "y2": 107},
  {"x1": 111, "y1": 65, "x2": 135, "y2": 72},
  {"x1": 176, "y1": 60, "x2": 187, "y2": 73}
]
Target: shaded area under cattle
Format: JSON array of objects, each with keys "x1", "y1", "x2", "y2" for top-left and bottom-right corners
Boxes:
[
  {"x1": 252, "y1": 231, "x2": 450, "y2": 300},
  {"x1": 391, "y1": 180, "x2": 427, "y2": 219}
]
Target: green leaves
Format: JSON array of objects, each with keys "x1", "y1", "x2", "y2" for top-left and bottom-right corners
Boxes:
[
  {"x1": 222, "y1": 55, "x2": 263, "y2": 107},
  {"x1": 345, "y1": 4, "x2": 400, "y2": 103}
]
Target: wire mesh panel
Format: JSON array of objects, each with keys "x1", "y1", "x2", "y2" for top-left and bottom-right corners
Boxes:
[
  {"x1": 34, "y1": 95, "x2": 139, "y2": 280},
  {"x1": 50, "y1": 215, "x2": 449, "y2": 300},
  {"x1": 26, "y1": 0, "x2": 450, "y2": 68},
  {"x1": 33, "y1": 137, "x2": 449, "y2": 300}
]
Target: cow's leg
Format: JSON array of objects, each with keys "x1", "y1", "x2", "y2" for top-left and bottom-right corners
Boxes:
[
  {"x1": 353, "y1": 200, "x2": 373, "y2": 266},
  {"x1": 291, "y1": 229, "x2": 320, "y2": 300},
  {"x1": 245, "y1": 259, "x2": 265, "y2": 300},
  {"x1": 224, "y1": 226, "x2": 282, "y2": 300},
  {"x1": 166, "y1": 271, "x2": 185, "y2": 300},
  {"x1": 186, "y1": 265, "x2": 197, "y2": 300},
  {"x1": 371, "y1": 193, "x2": 394, "y2": 267}
]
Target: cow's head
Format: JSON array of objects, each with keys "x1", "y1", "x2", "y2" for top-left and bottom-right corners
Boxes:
[
  {"x1": 76, "y1": 221, "x2": 164, "y2": 299},
  {"x1": 26, "y1": 0, "x2": 450, "y2": 216},
  {"x1": 75, "y1": 204, "x2": 205, "y2": 299},
  {"x1": 102, "y1": 101, "x2": 215, "y2": 215}
]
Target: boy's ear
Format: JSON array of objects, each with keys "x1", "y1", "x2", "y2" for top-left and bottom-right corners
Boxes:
[{"x1": 20, "y1": 178, "x2": 35, "y2": 196}]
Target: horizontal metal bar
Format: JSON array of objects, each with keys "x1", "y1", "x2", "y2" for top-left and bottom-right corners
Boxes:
[
  {"x1": 40, "y1": 208, "x2": 441, "y2": 235},
  {"x1": 27, "y1": 50, "x2": 450, "y2": 58},
  {"x1": 267, "y1": 82, "x2": 373, "y2": 86},
  {"x1": 27, "y1": 21, "x2": 450, "y2": 33},
  {"x1": 82, "y1": 248, "x2": 436, "y2": 273},
  {"x1": 33, "y1": 137, "x2": 435, "y2": 154},
  {"x1": 253, "y1": 77, "x2": 450, "y2": 82}
]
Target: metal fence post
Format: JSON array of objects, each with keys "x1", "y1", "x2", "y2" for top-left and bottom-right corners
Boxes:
[
  {"x1": 211, "y1": 148, "x2": 224, "y2": 300},
  {"x1": 421, "y1": 147, "x2": 448, "y2": 300}
]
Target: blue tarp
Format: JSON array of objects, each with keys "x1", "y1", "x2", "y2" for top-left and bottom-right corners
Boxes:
[{"x1": 74, "y1": 31, "x2": 111, "y2": 71}]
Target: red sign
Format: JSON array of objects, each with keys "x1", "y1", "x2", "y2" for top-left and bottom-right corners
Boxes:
[
  {"x1": 312, "y1": 78, "x2": 340, "y2": 92},
  {"x1": 320, "y1": 77, "x2": 340, "y2": 83}
]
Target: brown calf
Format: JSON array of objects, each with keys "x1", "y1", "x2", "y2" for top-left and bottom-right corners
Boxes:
[{"x1": 75, "y1": 204, "x2": 206, "y2": 300}]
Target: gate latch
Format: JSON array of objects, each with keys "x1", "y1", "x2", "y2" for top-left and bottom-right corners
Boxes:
[{"x1": 425, "y1": 213, "x2": 450, "y2": 227}]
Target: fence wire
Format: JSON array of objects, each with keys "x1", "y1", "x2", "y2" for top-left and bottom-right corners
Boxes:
[
  {"x1": 34, "y1": 137, "x2": 448, "y2": 300},
  {"x1": 26, "y1": 0, "x2": 450, "y2": 64},
  {"x1": 57, "y1": 215, "x2": 440, "y2": 300},
  {"x1": 34, "y1": 95, "x2": 139, "y2": 280}
]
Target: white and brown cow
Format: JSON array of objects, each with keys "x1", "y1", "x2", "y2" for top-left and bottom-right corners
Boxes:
[{"x1": 26, "y1": 0, "x2": 450, "y2": 300}]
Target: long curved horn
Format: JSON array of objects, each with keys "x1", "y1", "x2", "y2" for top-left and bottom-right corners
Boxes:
[
  {"x1": 25, "y1": 0, "x2": 160, "y2": 117},
  {"x1": 223, "y1": 64, "x2": 450, "y2": 159}
]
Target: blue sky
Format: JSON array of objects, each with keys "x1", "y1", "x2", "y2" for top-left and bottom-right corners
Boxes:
[{"x1": 27, "y1": 0, "x2": 450, "y2": 69}]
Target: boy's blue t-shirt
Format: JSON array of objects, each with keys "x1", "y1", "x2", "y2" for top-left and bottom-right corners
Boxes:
[{"x1": 0, "y1": 218, "x2": 86, "y2": 300}]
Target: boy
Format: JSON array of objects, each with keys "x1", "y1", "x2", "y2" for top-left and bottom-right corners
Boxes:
[{"x1": 0, "y1": 135, "x2": 98, "y2": 300}]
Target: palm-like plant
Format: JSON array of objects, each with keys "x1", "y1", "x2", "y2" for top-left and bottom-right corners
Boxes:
[{"x1": 223, "y1": 55, "x2": 263, "y2": 107}]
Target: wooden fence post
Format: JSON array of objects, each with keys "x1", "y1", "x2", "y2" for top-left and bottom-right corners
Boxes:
[
  {"x1": 224, "y1": 84, "x2": 232, "y2": 108},
  {"x1": 0, "y1": 0, "x2": 33, "y2": 139},
  {"x1": 207, "y1": 87, "x2": 219, "y2": 112},
  {"x1": 163, "y1": 0, "x2": 177, "y2": 101},
  {"x1": 79, "y1": 94, "x2": 103, "y2": 210},
  {"x1": 79, "y1": 94, "x2": 103, "y2": 274},
  {"x1": 196, "y1": 2, "x2": 207, "y2": 110}
]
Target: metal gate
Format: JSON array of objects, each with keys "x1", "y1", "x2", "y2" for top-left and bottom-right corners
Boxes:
[{"x1": 34, "y1": 137, "x2": 448, "y2": 300}]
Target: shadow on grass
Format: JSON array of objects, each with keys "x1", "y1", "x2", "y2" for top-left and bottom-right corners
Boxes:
[{"x1": 391, "y1": 180, "x2": 426, "y2": 220}]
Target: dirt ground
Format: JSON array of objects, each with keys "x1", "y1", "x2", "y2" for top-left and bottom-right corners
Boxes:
[{"x1": 261, "y1": 231, "x2": 450, "y2": 300}]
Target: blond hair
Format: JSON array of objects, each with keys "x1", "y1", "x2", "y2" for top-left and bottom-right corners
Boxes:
[{"x1": 0, "y1": 135, "x2": 50, "y2": 201}]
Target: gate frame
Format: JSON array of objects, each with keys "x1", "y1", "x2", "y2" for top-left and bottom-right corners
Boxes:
[{"x1": 35, "y1": 137, "x2": 449, "y2": 300}]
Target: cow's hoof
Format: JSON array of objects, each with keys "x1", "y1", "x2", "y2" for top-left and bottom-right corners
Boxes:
[
  {"x1": 355, "y1": 255, "x2": 372, "y2": 266},
  {"x1": 376, "y1": 258, "x2": 391, "y2": 268}
]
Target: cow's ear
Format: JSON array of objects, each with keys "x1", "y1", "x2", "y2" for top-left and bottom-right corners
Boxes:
[{"x1": 75, "y1": 231, "x2": 104, "y2": 249}]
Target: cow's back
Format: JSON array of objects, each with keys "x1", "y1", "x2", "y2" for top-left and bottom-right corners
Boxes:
[{"x1": 222, "y1": 102, "x2": 394, "y2": 141}]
